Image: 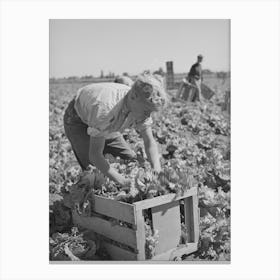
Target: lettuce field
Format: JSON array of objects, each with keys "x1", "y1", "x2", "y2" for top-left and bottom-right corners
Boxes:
[{"x1": 49, "y1": 77, "x2": 230, "y2": 261}]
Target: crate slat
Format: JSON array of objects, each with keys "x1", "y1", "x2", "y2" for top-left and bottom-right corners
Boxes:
[
  {"x1": 184, "y1": 195, "x2": 199, "y2": 243},
  {"x1": 93, "y1": 194, "x2": 136, "y2": 224},
  {"x1": 135, "y1": 210, "x2": 146, "y2": 260},
  {"x1": 151, "y1": 200, "x2": 181, "y2": 255},
  {"x1": 72, "y1": 211, "x2": 137, "y2": 249},
  {"x1": 133, "y1": 187, "x2": 197, "y2": 210},
  {"x1": 102, "y1": 242, "x2": 137, "y2": 261}
]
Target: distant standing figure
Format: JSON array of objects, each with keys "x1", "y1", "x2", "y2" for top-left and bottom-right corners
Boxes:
[
  {"x1": 187, "y1": 54, "x2": 203, "y2": 102},
  {"x1": 114, "y1": 75, "x2": 134, "y2": 87}
]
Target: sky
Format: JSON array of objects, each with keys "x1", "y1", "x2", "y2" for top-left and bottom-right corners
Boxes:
[{"x1": 50, "y1": 19, "x2": 230, "y2": 78}]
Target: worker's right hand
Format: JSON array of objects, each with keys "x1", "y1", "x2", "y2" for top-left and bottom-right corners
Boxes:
[{"x1": 120, "y1": 178, "x2": 133, "y2": 191}]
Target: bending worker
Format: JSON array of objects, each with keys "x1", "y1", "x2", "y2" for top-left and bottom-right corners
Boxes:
[
  {"x1": 63, "y1": 73, "x2": 167, "y2": 188},
  {"x1": 187, "y1": 54, "x2": 203, "y2": 102}
]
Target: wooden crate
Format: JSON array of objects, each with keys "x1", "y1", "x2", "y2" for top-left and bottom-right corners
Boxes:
[
  {"x1": 72, "y1": 187, "x2": 199, "y2": 261},
  {"x1": 177, "y1": 81, "x2": 215, "y2": 101}
]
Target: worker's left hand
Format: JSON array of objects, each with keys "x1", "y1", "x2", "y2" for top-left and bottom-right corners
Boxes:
[{"x1": 76, "y1": 172, "x2": 96, "y2": 189}]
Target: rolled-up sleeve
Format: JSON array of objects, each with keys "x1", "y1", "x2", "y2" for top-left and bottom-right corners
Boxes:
[
  {"x1": 86, "y1": 102, "x2": 111, "y2": 138},
  {"x1": 87, "y1": 127, "x2": 107, "y2": 138}
]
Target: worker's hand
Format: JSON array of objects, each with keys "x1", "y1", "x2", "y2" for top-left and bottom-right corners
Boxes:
[
  {"x1": 120, "y1": 179, "x2": 133, "y2": 192},
  {"x1": 77, "y1": 172, "x2": 96, "y2": 189}
]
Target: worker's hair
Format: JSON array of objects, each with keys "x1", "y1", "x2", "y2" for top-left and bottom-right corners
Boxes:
[{"x1": 130, "y1": 73, "x2": 167, "y2": 111}]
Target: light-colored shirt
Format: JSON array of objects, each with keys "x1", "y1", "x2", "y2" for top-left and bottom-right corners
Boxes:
[{"x1": 74, "y1": 82, "x2": 153, "y2": 138}]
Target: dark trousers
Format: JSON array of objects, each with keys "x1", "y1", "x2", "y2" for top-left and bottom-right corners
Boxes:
[
  {"x1": 188, "y1": 77, "x2": 201, "y2": 102},
  {"x1": 63, "y1": 99, "x2": 136, "y2": 170}
]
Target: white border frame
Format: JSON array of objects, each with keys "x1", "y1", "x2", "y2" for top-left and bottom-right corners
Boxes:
[{"x1": 1, "y1": 1, "x2": 280, "y2": 280}]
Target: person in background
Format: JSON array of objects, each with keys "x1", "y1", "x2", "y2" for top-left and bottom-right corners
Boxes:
[
  {"x1": 63, "y1": 73, "x2": 167, "y2": 189},
  {"x1": 114, "y1": 75, "x2": 134, "y2": 87},
  {"x1": 187, "y1": 54, "x2": 204, "y2": 102}
]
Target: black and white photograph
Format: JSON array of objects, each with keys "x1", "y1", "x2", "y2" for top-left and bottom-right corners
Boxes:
[{"x1": 49, "y1": 19, "x2": 230, "y2": 262}]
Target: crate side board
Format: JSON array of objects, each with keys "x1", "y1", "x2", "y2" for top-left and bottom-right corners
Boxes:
[
  {"x1": 72, "y1": 211, "x2": 137, "y2": 249},
  {"x1": 133, "y1": 187, "x2": 197, "y2": 210},
  {"x1": 93, "y1": 194, "x2": 136, "y2": 224},
  {"x1": 102, "y1": 242, "x2": 138, "y2": 261}
]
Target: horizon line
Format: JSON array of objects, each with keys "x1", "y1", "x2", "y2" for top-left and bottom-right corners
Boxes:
[{"x1": 50, "y1": 69, "x2": 231, "y2": 80}]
